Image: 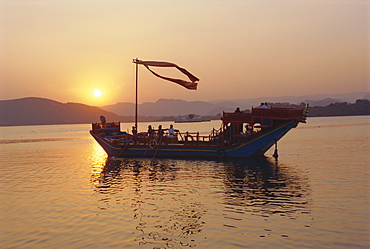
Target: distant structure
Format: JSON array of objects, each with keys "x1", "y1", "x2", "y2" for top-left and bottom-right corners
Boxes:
[{"x1": 175, "y1": 114, "x2": 211, "y2": 123}]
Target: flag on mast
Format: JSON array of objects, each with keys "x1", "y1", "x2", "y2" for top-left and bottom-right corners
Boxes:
[{"x1": 133, "y1": 59, "x2": 199, "y2": 90}]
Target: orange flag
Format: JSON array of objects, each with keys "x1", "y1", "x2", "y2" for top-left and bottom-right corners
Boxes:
[{"x1": 133, "y1": 60, "x2": 199, "y2": 90}]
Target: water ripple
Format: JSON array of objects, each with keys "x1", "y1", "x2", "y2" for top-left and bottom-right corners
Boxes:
[{"x1": 89, "y1": 157, "x2": 312, "y2": 248}]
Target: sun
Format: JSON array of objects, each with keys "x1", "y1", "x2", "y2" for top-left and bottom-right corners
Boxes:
[{"x1": 94, "y1": 89, "x2": 102, "y2": 97}]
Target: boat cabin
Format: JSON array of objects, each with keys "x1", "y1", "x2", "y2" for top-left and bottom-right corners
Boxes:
[{"x1": 221, "y1": 107, "x2": 307, "y2": 145}]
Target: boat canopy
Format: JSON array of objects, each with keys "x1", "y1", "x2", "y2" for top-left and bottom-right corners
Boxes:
[{"x1": 222, "y1": 107, "x2": 307, "y2": 127}]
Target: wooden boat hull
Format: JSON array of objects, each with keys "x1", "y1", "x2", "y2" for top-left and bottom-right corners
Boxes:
[{"x1": 90, "y1": 120, "x2": 299, "y2": 158}]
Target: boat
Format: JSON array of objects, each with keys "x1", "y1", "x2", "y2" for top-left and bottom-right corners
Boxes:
[
  {"x1": 90, "y1": 59, "x2": 308, "y2": 158},
  {"x1": 175, "y1": 114, "x2": 211, "y2": 123},
  {"x1": 90, "y1": 107, "x2": 308, "y2": 158}
]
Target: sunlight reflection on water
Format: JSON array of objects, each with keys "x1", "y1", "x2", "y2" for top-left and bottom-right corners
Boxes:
[{"x1": 90, "y1": 142, "x2": 108, "y2": 185}]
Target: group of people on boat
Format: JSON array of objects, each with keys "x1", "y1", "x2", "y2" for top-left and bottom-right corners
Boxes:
[
  {"x1": 97, "y1": 115, "x2": 179, "y2": 144},
  {"x1": 131, "y1": 124, "x2": 178, "y2": 141},
  {"x1": 234, "y1": 102, "x2": 271, "y2": 113},
  {"x1": 259, "y1": 102, "x2": 271, "y2": 109}
]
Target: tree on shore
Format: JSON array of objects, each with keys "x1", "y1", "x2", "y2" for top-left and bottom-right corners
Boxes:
[{"x1": 307, "y1": 99, "x2": 370, "y2": 117}]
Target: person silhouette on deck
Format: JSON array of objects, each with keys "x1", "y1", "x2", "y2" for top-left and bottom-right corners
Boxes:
[
  {"x1": 167, "y1": 124, "x2": 175, "y2": 138},
  {"x1": 100, "y1": 115, "x2": 106, "y2": 124},
  {"x1": 147, "y1": 125, "x2": 153, "y2": 137},
  {"x1": 157, "y1": 125, "x2": 164, "y2": 136},
  {"x1": 234, "y1": 107, "x2": 242, "y2": 113}
]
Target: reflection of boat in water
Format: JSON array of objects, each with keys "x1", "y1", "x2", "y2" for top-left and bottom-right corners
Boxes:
[
  {"x1": 90, "y1": 59, "x2": 308, "y2": 159},
  {"x1": 91, "y1": 157, "x2": 311, "y2": 248},
  {"x1": 95, "y1": 157, "x2": 312, "y2": 211},
  {"x1": 175, "y1": 114, "x2": 211, "y2": 123},
  {"x1": 90, "y1": 107, "x2": 308, "y2": 158}
]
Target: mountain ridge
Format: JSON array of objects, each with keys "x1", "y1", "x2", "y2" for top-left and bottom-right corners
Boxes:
[
  {"x1": 0, "y1": 97, "x2": 126, "y2": 126},
  {"x1": 101, "y1": 92, "x2": 369, "y2": 116},
  {"x1": 1, "y1": 92, "x2": 369, "y2": 126}
]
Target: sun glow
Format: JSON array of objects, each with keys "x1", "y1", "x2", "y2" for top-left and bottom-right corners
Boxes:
[{"x1": 94, "y1": 89, "x2": 102, "y2": 97}]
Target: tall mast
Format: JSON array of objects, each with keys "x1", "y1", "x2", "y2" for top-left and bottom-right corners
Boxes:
[{"x1": 134, "y1": 58, "x2": 139, "y2": 130}]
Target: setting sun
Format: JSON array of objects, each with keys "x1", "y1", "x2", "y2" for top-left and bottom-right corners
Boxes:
[{"x1": 94, "y1": 89, "x2": 102, "y2": 97}]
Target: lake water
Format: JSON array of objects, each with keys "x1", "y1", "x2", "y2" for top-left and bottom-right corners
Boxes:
[{"x1": 0, "y1": 116, "x2": 369, "y2": 248}]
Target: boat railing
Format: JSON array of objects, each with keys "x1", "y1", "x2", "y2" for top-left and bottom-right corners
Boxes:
[
  {"x1": 177, "y1": 131, "x2": 223, "y2": 146},
  {"x1": 110, "y1": 132, "x2": 181, "y2": 146},
  {"x1": 94, "y1": 124, "x2": 228, "y2": 147}
]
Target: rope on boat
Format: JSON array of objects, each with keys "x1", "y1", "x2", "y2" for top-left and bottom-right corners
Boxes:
[
  {"x1": 117, "y1": 142, "x2": 129, "y2": 157},
  {"x1": 152, "y1": 137, "x2": 163, "y2": 159}
]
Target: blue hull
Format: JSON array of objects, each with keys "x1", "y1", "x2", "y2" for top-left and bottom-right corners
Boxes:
[{"x1": 90, "y1": 121, "x2": 299, "y2": 158}]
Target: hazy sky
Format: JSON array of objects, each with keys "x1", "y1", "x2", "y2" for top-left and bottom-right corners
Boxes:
[{"x1": 1, "y1": 0, "x2": 369, "y2": 106}]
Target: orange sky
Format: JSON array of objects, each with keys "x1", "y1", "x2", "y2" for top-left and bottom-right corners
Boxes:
[{"x1": 1, "y1": 0, "x2": 369, "y2": 106}]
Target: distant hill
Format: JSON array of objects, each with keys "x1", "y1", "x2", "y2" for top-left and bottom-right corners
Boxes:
[
  {"x1": 102, "y1": 92, "x2": 370, "y2": 116},
  {"x1": 1, "y1": 92, "x2": 369, "y2": 126},
  {"x1": 0, "y1": 97, "x2": 125, "y2": 126},
  {"x1": 307, "y1": 99, "x2": 370, "y2": 117},
  {"x1": 102, "y1": 102, "x2": 135, "y2": 117},
  {"x1": 102, "y1": 99, "x2": 235, "y2": 117},
  {"x1": 301, "y1": 98, "x2": 344, "y2": 107},
  {"x1": 210, "y1": 92, "x2": 370, "y2": 109},
  {"x1": 266, "y1": 99, "x2": 370, "y2": 117}
]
